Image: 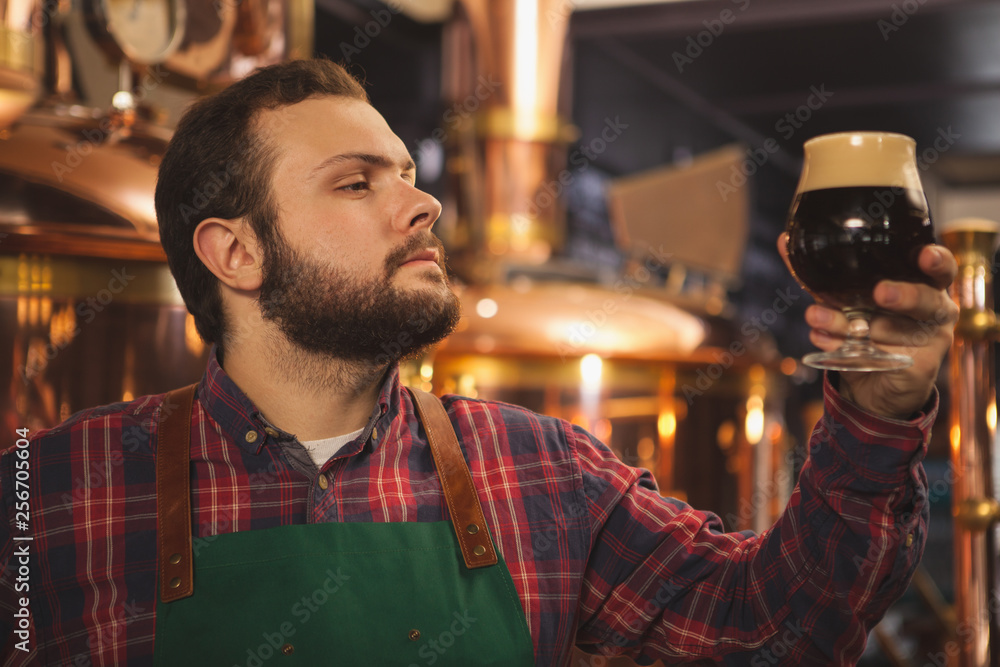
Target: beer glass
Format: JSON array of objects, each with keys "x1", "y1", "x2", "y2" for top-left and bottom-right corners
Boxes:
[{"x1": 785, "y1": 131, "x2": 935, "y2": 371}]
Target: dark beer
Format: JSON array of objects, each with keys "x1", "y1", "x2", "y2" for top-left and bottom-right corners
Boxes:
[{"x1": 786, "y1": 185, "x2": 934, "y2": 311}]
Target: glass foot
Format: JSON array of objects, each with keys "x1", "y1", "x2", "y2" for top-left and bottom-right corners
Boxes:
[{"x1": 802, "y1": 348, "x2": 913, "y2": 372}]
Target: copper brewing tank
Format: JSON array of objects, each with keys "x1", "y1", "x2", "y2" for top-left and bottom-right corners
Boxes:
[
  {"x1": 0, "y1": 106, "x2": 209, "y2": 439},
  {"x1": 421, "y1": 0, "x2": 791, "y2": 589},
  {"x1": 0, "y1": 0, "x2": 42, "y2": 128},
  {"x1": 1, "y1": 0, "x2": 316, "y2": 442}
]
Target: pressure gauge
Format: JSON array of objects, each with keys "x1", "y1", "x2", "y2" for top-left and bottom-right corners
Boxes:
[{"x1": 86, "y1": 0, "x2": 187, "y2": 66}]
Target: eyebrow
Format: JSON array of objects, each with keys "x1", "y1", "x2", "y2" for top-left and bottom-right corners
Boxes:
[{"x1": 306, "y1": 152, "x2": 416, "y2": 181}]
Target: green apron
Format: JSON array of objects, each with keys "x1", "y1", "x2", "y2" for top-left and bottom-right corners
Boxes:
[{"x1": 152, "y1": 384, "x2": 535, "y2": 666}]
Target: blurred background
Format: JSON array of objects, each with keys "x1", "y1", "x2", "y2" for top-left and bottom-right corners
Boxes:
[{"x1": 2, "y1": 0, "x2": 999, "y2": 664}]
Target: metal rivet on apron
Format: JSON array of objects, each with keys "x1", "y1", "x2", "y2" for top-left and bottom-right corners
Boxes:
[
  {"x1": 318, "y1": 475, "x2": 329, "y2": 490},
  {"x1": 245, "y1": 430, "x2": 259, "y2": 444},
  {"x1": 473, "y1": 545, "x2": 486, "y2": 556},
  {"x1": 169, "y1": 577, "x2": 181, "y2": 589},
  {"x1": 371, "y1": 427, "x2": 378, "y2": 441},
  {"x1": 905, "y1": 533, "x2": 914, "y2": 547},
  {"x1": 169, "y1": 553, "x2": 182, "y2": 565},
  {"x1": 281, "y1": 644, "x2": 294, "y2": 655},
  {"x1": 265, "y1": 427, "x2": 280, "y2": 438},
  {"x1": 408, "y1": 629, "x2": 421, "y2": 641},
  {"x1": 466, "y1": 524, "x2": 479, "y2": 535}
]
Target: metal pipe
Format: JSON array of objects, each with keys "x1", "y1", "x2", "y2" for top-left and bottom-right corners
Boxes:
[{"x1": 941, "y1": 219, "x2": 1000, "y2": 667}]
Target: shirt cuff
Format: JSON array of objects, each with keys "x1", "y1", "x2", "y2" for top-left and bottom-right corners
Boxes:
[{"x1": 819, "y1": 371, "x2": 937, "y2": 490}]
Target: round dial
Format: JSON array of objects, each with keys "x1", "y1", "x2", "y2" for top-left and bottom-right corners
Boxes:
[{"x1": 88, "y1": 0, "x2": 187, "y2": 65}]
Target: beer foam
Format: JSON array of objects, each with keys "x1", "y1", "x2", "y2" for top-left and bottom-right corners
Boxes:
[{"x1": 796, "y1": 132, "x2": 923, "y2": 192}]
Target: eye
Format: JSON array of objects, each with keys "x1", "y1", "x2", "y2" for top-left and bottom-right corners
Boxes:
[{"x1": 339, "y1": 181, "x2": 369, "y2": 192}]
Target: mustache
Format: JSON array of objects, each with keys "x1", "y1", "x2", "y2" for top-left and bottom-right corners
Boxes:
[{"x1": 384, "y1": 232, "x2": 447, "y2": 274}]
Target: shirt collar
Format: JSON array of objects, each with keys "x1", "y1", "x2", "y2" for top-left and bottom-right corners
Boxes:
[{"x1": 198, "y1": 345, "x2": 401, "y2": 456}]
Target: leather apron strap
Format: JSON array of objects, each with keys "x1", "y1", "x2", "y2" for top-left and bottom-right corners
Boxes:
[
  {"x1": 156, "y1": 382, "x2": 198, "y2": 603},
  {"x1": 156, "y1": 384, "x2": 497, "y2": 603},
  {"x1": 406, "y1": 387, "x2": 498, "y2": 569}
]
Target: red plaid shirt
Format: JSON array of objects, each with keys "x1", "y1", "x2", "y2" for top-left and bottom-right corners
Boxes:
[{"x1": 2, "y1": 348, "x2": 933, "y2": 666}]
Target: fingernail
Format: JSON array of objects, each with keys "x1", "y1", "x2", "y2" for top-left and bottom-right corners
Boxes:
[{"x1": 881, "y1": 286, "x2": 900, "y2": 306}]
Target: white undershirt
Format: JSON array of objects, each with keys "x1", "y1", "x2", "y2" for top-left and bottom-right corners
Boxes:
[{"x1": 299, "y1": 427, "x2": 365, "y2": 467}]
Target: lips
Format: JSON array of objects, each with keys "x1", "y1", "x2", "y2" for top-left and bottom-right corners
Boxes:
[{"x1": 400, "y1": 248, "x2": 440, "y2": 267}]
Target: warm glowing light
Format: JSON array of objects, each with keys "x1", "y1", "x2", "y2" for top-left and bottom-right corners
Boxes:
[
  {"x1": 745, "y1": 395, "x2": 764, "y2": 445},
  {"x1": 474, "y1": 335, "x2": 496, "y2": 354},
  {"x1": 513, "y1": 0, "x2": 539, "y2": 127},
  {"x1": 657, "y1": 411, "x2": 676, "y2": 439},
  {"x1": 420, "y1": 363, "x2": 434, "y2": 381},
  {"x1": 950, "y1": 424, "x2": 962, "y2": 454},
  {"x1": 184, "y1": 313, "x2": 205, "y2": 357},
  {"x1": 716, "y1": 420, "x2": 735, "y2": 451},
  {"x1": 844, "y1": 218, "x2": 865, "y2": 229},
  {"x1": 475, "y1": 298, "x2": 499, "y2": 319},
  {"x1": 458, "y1": 374, "x2": 477, "y2": 399},
  {"x1": 580, "y1": 354, "x2": 603, "y2": 387},
  {"x1": 780, "y1": 358, "x2": 797, "y2": 376},
  {"x1": 988, "y1": 402, "x2": 997, "y2": 432},
  {"x1": 594, "y1": 418, "x2": 612, "y2": 442},
  {"x1": 637, "y1": 437, "x2": 655, "y2": 461}
]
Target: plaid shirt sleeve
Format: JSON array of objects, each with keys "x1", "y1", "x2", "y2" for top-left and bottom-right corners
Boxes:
[{"x1": 573, "y1": 374, "x2": 933, "y2": 665}]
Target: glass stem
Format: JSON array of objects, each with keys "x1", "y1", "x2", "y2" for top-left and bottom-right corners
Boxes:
[{"x1": 842, "y1": 309, "x2": 874, "y2": 352}]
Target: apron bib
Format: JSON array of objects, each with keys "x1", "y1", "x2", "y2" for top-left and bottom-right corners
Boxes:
[{"x1": 152, "y1": 384, "x2": 534, "y2": 666}]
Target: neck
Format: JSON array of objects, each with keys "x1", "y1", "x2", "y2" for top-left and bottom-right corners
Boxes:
[{"x1": 220, "y1": 329, "x2": 388, "y2": 442}]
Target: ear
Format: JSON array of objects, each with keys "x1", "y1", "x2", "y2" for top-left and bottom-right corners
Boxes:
[{"x1": 192, "y1": 217, "x2": 263, "y2": 292}]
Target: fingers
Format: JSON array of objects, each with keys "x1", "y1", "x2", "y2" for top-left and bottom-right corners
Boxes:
[
  {"x1": 805, "y1": 299, "x2": 956, "y2": 350},
  {"x1": 916, "y1": 244, "x2": 958, "y2": 290},
  {"x1": 872, "y1": 278, "x2": 958, "y2": 324}
]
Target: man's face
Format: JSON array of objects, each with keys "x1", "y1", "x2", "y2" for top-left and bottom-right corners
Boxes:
[{"x1": 252, "y1": 96, "x2": 460, "y2": 364}]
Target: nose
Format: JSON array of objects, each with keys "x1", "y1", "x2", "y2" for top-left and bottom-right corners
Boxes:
[{"x1": 397, "y1": 183, "x2": 442, "y2": 232}]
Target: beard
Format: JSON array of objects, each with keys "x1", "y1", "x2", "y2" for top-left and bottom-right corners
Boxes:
[{"x1": 256, "y1": 230, "x2": 461, "y2": 366}]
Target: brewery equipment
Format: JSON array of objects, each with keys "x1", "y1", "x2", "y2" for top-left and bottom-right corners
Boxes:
[{"x1": 941, "y1": 218, "x2": 1000, "y2": 667}]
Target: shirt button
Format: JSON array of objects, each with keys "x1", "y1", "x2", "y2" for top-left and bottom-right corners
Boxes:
[
  {"x1": 264, "y1": 427, "x2": 280, "y2": 438},
  {"x1": 905, "y1": 533, "x2": 914, "y2": 547},
  {"x1": 371, "y1": 427, "x2": 378, "y2": 442},
  {"x1": 318, "y1": 475, "x2": 329, "y2": 490},
  {"x1": 245, "y1": 430, "x2": 259, "y2": 444}
]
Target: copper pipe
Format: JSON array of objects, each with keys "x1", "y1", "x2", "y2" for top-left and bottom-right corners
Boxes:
[
  {"x1": 445, "y1": 0, "x2": 577, "y2": 283},
  {"x1": 941, "y1": 220, "x2": 1000, "y2": 667}
]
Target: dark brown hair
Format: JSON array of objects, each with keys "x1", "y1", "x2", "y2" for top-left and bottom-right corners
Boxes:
[{"x1": 155, "y1": 58, "x2": 368, "y2": 349}]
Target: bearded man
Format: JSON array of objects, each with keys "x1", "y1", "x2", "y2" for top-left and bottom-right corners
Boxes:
[{"x1": 1, "y1": 59, "x2": 957, "y2": 666}]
